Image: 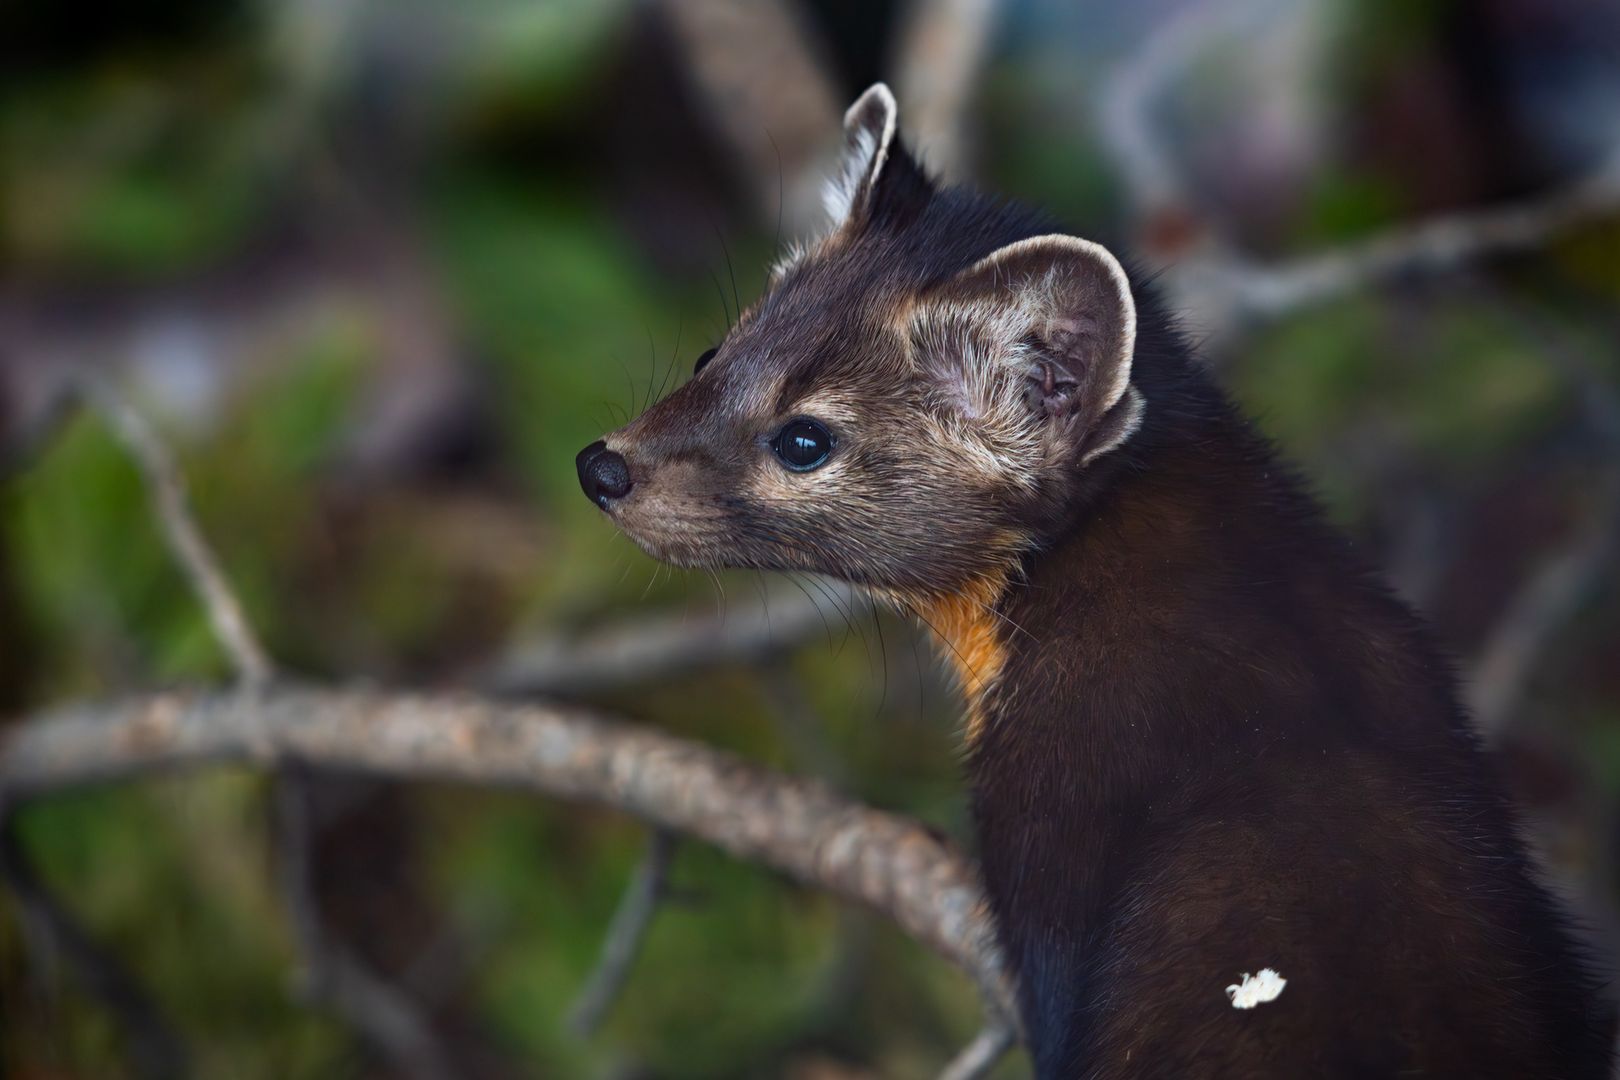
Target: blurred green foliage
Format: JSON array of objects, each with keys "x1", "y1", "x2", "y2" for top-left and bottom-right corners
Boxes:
[{"x1": 0, "y1": 45, "x2": 990, "y2": 1071}]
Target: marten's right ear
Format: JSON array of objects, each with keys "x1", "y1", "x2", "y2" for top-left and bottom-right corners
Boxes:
[
  {"x1": 823, "y1": 83, "x2": 899, "y2": 228},
  {"x1": 931, "y1": 234, "x2": 1145, "y2": 468}
]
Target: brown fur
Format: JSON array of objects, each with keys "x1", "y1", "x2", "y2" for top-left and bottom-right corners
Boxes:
[{"x1": 579, "y1": 85, "x2": 1616, "y2": 1078}]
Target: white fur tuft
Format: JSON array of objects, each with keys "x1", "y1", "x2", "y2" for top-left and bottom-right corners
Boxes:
[
  {"x1": 822, "y1": 127, "x2": 877, "y2": 225},
  {"x1": 1225, "y1": 968, "x2": 1287, "y2": 1009}
]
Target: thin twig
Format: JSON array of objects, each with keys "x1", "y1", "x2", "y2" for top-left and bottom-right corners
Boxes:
[
  {"x1": 937, "y1": 1012, "x2": 1017, "y2": 1080},
  {"x1": 567, "y1": 829, "x2": 677, "y2": 1036},
  {"x1": 1469, "y1": 469, "x2": 1620, "y2": 742},
  {"x1": 1097, "y1": 2, "x2": 1620, "y2": 342},
  {"x1": 0, "y1": 686, "x2": 1019, "y2": 1023},
  {"x1": 0, "y1": 375, "x2": 265, "y2": 1080},
  {"x1": 1225, "y1": 153, "x2": 1620, "y2": 320},
  {"x1": 79, "y1": 378, "x2": 460, "y2": 1074},
  {"x1": 0, "y1": 817, "x2": 191, "y2": 1080},
  {"x1": 1467, "y1": 307, "x2": 1620, "y2": 741},
  {"x1": 1098, "y1": 0, "x2": 1275, "y2": 215},
  {"x1": 893, "y1": 0, "x2": 1003, "y2": 181},
  {"x1": 77, "y1": 373, "x2": 273, "y2": 687},
  {"x1": 275, "y1": 771, "x2": 456, "y2": 1080},
  {"x1": 654, "y1": 0, "x2": 842, "y2": 231},
  {"x1": 482, "y1": 583, "x2": 863, "y2": 699}
]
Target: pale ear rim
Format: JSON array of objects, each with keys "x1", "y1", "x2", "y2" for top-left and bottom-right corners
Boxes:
[
  {"x1": 843, "y1": 82, "x2": 899, "y2": 182},
  {"x1": 1079, "y1": 384, "x2": 1146, "y2": 467},
  {"x1": 822, "y1": 83, "x2": 900, "y2": 226},
  {"x1": 961, "y1": 233, "x2": 1138, "y2": 417}
]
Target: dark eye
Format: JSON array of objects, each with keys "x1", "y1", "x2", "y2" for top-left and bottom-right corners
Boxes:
[
  {"x1": 772, "y1": 417, "x2": 834, "y2": 471},
  {"x1": 693, "y1": 347, "x2": 718, "y2": 374}
]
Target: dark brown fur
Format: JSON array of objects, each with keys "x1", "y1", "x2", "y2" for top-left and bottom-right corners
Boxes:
[
  {"x1": 580, "y1": 87, "x2": 1616, "y2": 1078},
  {"x1": 974, "y1": 315, "x2": 1614, "y2": 1074}
]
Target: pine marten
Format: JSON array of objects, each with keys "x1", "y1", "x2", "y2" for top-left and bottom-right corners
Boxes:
[{"x1": 575, "y1": 84, "x2": 1616, "y2": 1078}]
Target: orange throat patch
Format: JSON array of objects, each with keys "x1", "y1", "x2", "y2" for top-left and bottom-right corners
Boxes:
[{"x1": 898, "y1": 577, "x2": 1009, "y2": 743}]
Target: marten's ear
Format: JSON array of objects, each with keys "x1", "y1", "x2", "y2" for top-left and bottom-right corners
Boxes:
[
  {"x1": 823, "y1": 83, "x2": 899, "y2": 228},
  {"x1": 937, "y1": 234, "x2": 1144, "y2": 468}
]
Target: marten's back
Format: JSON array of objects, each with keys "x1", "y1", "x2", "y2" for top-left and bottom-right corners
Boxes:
[
  {"x1": 1069, "y1": 755, "x2": 1609, "y2": 1078},
  {"x1": 970, "y1": 339, "x2": 1616, "y2": 1078}
]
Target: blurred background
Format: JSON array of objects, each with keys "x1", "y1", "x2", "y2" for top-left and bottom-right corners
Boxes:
[{"x1": 3, "y1": 0, "x2": 1620, "y2": 1076}]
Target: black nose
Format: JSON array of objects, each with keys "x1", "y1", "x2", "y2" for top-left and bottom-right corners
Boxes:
[{"x1": 576, "y1": 440, "x2": 633, "y2": 507}]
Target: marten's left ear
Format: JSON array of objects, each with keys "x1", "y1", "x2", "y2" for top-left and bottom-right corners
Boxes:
[
  {"x1": 945, "y1": 234, "x2": 1144, "y2": 467},
  {"x1": 823, "y1": 83, "x2": 899, "y2": 227}
]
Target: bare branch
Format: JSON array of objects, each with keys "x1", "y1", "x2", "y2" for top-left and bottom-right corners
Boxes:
[
  {"x1": 937, "y1": 1011, "x2": 1017, "y2": 1080},
  {"x1": 1469, "y1": 459, "x2": 1620, "y2": 742},
  {"x1": 0, "y1": 686, "x2": 1017, "y2": 1021},
  {"x1": 274, "y1": 772, "x2": 456, "y2": 1080},
  {"x1": 1097, "y1": 2, "x2": 1620, "y2": 341},
  {"x1": 893, "y1": 0, "x2": 1003, "y2": 181},
  {"x1": 654, "y1": 0, "x2": 842, "y2": 231},
  {"x1": 567, "y1": 829, "x2": 677, "y2": 1036},
  {"x1": 1224, "y1": 153, "x2": 1620, "y2": 320},
  {"x1": 1468, "y1": 313, "x2": 1620, "y2": 741},
  {"x1": 481, "y1": 583, "x2": 863, "y2": 698},
  {"x1": 1469, "y1": 486, "x2": 1620, "y2": 742},
  {"x1": 76, "y1": 374, "x2": 467, "y2": 1074},
  {"x1": 0, "y1": 818, "x2": 190, "y2": 1080},
  {"x1": 77, "y1": 374, "x2": 273, "y2": 687},
  {"x1": 1099, "y1": 0, "x2": 1271, "y2": 215}
]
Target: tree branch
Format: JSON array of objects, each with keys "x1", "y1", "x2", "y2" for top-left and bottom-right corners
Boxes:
[
  {"x1": 893, "y1": 0, "x2": 1003, "y2": 181},
  {"x1": 0, "y1": 686, "x2": 1017, "y2": 1023},
  {"x1": 1097, "y1": 2, "x2": 1620, "y2": 342},
  {"x1": 274, "y1": 770, "x2": 456, "y2": 1080},
  {"x1": 566, "y1": 828, "x2": 677, "y2": 1036},
  {"x1": 67, "y1": 381, "x2": 462, "y2": 1074},
  {"x1": 77, "y1": 373, "x2": 273, "y2": 687},
  {"x1": 1467, "y1": 307, "x2": 1620, "y2": 741},
  {"x1": 936, "y1": 1012, "x2": 1017, "y2": 1080},
  {"x1": 1223, "y1": 153, "x2": 1620, "y2": 320},
  {"x1": 481, "y1": 583, "x2": 862, "y2": 698}
]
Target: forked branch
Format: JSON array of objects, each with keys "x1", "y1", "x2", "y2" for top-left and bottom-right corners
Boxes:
[{"x1": 0, "y1": 686, "x2": 1017, "y2": 1027}]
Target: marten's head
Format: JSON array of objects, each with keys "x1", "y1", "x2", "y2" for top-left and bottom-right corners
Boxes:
[{"x1": 577, "y1": 85, "x2": 1145, "y2": 607}]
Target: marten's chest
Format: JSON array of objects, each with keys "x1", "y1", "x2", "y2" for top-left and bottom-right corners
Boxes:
[{"x1": 904, "y1": 583, "x2": 1009, "y2": 741}]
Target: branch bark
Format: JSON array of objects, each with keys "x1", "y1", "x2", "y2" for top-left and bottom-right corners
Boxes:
[
  {"x1": 62, "y1": 382, "x2": 461, "y2": 1074},
  {"x1": 0, "y1": 686, "x2": 1017, "y2": 1022}
]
